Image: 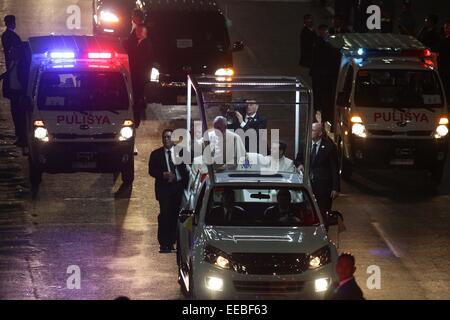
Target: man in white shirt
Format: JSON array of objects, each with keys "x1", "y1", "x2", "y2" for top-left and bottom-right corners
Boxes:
[
  {"x1": 207, "y1": 116, "x2": 246, "y2": 166},
  {"x1": 266, "y1": 141, "x2": 295, "y2": 172}
]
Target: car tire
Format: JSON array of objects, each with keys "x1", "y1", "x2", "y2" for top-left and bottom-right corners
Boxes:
[{"x1": 121, "y1": 157, "x2": 134, "y2": 185}]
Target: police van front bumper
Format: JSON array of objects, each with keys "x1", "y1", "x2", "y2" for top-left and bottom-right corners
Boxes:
[
  {"x1": 348, "y1": 136, "x2": 448, "y2": 169},
  {"x1": 30, "y1": 140, "x2": 134, "y2": 173}
]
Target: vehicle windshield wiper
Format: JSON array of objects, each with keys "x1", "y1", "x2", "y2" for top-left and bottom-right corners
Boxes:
[
  {"x1": 106, "y1": 110, "x2": 120, "y2": 115},
  {"x1": 421, "y1": 106, "x2": 436, "y2": 113},
  {"x1": 393, "y1": 107, "x2": 406, "y2": 113}
]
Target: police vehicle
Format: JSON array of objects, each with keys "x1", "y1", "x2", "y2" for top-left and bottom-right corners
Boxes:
[
  {"x1": 24, "y1": 36, "x2": 135, "y2": 187},
  {"x1": 176, "y1": 75, "x2": 341, "y2": 299},
  {"x1": 330, "y1": 33, "x2": 449, "y2": 183}
]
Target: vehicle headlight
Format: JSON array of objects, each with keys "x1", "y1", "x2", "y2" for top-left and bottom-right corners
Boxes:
[
  {"x1": 205, "y1": 276, "x2": 224, "y2": 291},
  {"x1": 315, "y1": 278, "x2": 331, "y2": 292},
  {"x1": 150, "y1": 67, "x2": 160, "y2": 82},
  {"x1": 119, "y1": 126, "x2": 134, "y2": 141},
  {"x1": 204, "y1": 245, "x2": 231, "y2": 270},
  {"x1": 352, "y1": 123, "x2": 367, "y2": 138},
  {"x1": 100, "y1": 10, "x2": 119, "y2": 23},
  {"x1": 435, "y1": 125, "x2": 449, "y2": 139},
  {"x1": 215, "y1": 68, "x2": 234, "y2": 77},
  {"x1": 34, "y1": 127, "x2": 49, "y2": 142},
  {"x1": 308, "y1": 246, "x2": 331, "y2": 270}
]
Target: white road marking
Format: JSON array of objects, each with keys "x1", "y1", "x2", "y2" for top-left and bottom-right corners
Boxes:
[{"x1": 371, "y1": 222, "x2": 403, "y2": 258}]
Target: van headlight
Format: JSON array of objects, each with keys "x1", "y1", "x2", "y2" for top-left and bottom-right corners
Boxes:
[
  {"x1": 435, "y1": 125, "x2": 449, "y2": 139},
  {"x1": 34, "y1": 127, "x2": 49, "y2": 142},
  {"x1": 308, "y1": 246, "x2": 331, "y2": 270},
  {"x1": 315, "y1": 278, "x2": 331, "y2": 292},
  {"x1": 204, "y1": 245, "x2": 231, "y2": 269},
  {"x1": 352, "y1": 123, "x2": 367, "y2": 138},
  {"x1": 150, "y1": 67, "x2": 160, "y2": 82},
  {"x1": 119, "y1": 126, "x2": 134, "y2": 141}
]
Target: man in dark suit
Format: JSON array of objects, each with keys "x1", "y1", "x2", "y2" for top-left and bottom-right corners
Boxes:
[
  {"x1": 208, "y1": 190, "x2": 246, "y2": 225},
  {"x1": 149, "y1": 129, "x2": 189, "y2": 253},
  {"x1": 299, "y1": 14, "x2": 317, "y2": 69},
  {"x1": 230, "y1": 99, "x2": 267, "y2": 153},
  {"x1": 295, "y1": 122, "x2": 340, "y2": 218},
  {"x1": 1, "y1": 15, "x2": 26, "y2": 147},
  {"x1": 331, "y1": 253, "x2": 365, "y2": 300}
]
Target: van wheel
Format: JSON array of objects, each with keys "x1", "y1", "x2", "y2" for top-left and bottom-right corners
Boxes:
[
  {"x1": 121, "y1": 157, "x2": 134, "y2": 184},
  {"x1": 338, "y1": 139, "x2": 352, "y2": 180},
  {"x1": 29, "y1": 158, "x2": 42, "y2": 188}
]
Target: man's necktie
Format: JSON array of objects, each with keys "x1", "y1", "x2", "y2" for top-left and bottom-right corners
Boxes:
[
  {"x1": 167, "y1": 150, "x2": 176, "y2": 173},
  {"x1": 311, "y1": 143, "x2": 318, "y2": 163}
]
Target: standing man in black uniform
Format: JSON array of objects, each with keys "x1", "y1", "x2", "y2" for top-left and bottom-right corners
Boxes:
[
  {"x1": 149, "y1": 129, "x2": 189, "y2": 253},
  {"x1": 230, "y1": 99, "x2": 267, "y2": 153},
  {"x1": 1, "y1": 15, "x2": 26, "y2": 147},
  {"x1": 299, "y1": 14, "x2": 317, "y2": 70},
  {"x1": 438, "y1": 20, "x2": 450, "y2": 98},
  {"x1": 295, "y1": 122, "x2": 340, "y2": 218}
]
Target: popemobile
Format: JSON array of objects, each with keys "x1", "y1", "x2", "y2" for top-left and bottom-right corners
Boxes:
[{"x1": 176, "y1": 75, "x2": 344, "y2": 299}]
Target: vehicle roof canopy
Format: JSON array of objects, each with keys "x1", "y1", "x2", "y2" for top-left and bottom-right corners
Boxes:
[
  {"x1": 329, "y1": 33, "x2": 425, "y2": 55},
  {"x1": 186, "y1": 75, "x2": 313, "y2": 186}
]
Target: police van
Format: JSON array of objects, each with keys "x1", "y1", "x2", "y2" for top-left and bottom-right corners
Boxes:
[
  {"x1": 24, "y1": 36, "x2": 135, "y2": 187},
  {"x1": 330, "y1": 33, "x2": 449, "y2": 183}
]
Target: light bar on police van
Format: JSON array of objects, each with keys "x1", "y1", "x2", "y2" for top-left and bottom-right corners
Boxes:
[
  {"x1": 88, "y1": 52, "x2": 112, "y2": 59},
  {"x1": 49, "y1": 51, "x2": 75, "y2": 59}
]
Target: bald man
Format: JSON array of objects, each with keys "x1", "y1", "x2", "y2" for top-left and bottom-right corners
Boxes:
[{"x1": 295, "y1": 122, "x2": 340, "y2": 218}]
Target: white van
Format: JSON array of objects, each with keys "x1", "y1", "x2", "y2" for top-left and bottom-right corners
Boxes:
[
  {"x1": 330, "y1": 33, "x2": 449, "y2": 183},
  {"x1": 25, "y1": 36, "x2": 135, "y2": 187}
]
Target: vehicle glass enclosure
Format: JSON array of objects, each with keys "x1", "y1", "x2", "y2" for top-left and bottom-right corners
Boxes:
[
  {"x1": 37, "y1": 71, "x2": 129, "y2": 111},
  {"x1": 205, "y1": 186, "x2": 320, "y2": 227},
  {"x1": 185, "y1": 75, "x2": 313, "y2": 176},
  {"x1": 354, "y1": 69, "x2": 444, "y2": 108}
]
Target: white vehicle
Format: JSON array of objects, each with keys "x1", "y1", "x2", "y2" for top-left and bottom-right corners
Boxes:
[
  {"x1": 24, "y1": 36, "x2": 135, "y2": 187},
  {"x1": 330, "y1": 34, "x2": 449, "y2": 183},
  {"x1": 176, "y1": 76, "x2": 342, "y2": 299}
]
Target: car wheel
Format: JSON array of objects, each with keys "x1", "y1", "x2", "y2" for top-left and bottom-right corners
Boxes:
[{"x1": 121, "y1": 157, "x2": 134, "y2": 185}]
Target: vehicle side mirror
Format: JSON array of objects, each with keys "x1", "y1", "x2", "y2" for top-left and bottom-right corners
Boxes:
[
  {"x1": 326, "y1": 211, "x2": 344, "y2": 227},
  {"x1": 232, "y1": 41, "x2": 244, "y2": 52},
  {"x1": 179, "y1": 209, "x2": 194, "y2": 223},
  {"x1": 336, "y1": 92, "x2": 349, "y2": 107}
]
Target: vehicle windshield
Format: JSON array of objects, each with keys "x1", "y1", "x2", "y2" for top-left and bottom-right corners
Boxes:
[
  {"x1": 37, "y1": 71, "x2": 129, "y2": 111},
  {"x1": 354, "y1": 69, "x2": 443, "y2": 108},
  {"x1": 150, "y1": 12, "x2": 230, "y2": 51},
  {"x1": 204, "y1": 187, "x2": 320, "y2": 227}
]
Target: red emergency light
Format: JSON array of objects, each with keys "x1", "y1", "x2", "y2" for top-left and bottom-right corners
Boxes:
[
  {"x1": 401, "y1": 48, "x2": 432, "y2": 59},
  {"x1": 88, "y1": 52, "x2": 113, "y2": 59}
]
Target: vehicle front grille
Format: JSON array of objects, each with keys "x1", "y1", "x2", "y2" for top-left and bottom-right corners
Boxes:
[
  {"x1": 231, "y1": 253, "x2": 308, "y2": 275},
  {"x1": 368, "y1": 130, "x2": 433, "y2": 137},
  {"x1": 233, "y1": 280, "x2": 305, "y2": 293},
  {"x1": 52, "y1": 133, "x2": 117, "y2": 140}
]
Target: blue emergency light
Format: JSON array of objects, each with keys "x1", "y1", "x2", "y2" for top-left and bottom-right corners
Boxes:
[
  {"x1": 48, "y1": 51, "x2": 76, "y2": 59},
  {"x1": 357, "y1": 48, "x2": 364, "y2": 56}
]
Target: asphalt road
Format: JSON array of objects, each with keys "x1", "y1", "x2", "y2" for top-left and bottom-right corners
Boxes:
[{"x1": 1, "y1": 0, "x2": 450, "y2": 300}]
